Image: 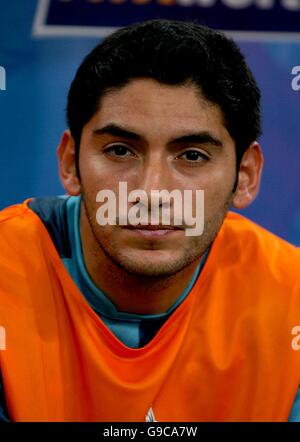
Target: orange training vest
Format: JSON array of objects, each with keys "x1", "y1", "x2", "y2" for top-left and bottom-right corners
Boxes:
[{"x1": 0, "y1": 200, "x2": 300, "y2": 422}]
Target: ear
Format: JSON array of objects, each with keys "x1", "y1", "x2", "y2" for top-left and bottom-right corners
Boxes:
[
  {"x1": 57, "y1": 130, "x2": 81, "y2": 196},
  {"x1": 232, "y1": 142, "x2": 264, "y2": 209}
]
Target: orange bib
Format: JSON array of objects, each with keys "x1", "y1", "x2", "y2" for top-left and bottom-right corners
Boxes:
[{"x1": 0, "y1": 200, "x2": 300, "y2": 422}]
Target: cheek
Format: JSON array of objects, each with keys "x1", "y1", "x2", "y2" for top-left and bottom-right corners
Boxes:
[
  {"x1": 80, "y1": 151, "x2": 141, "y2": 194},
  {"x1": 79, "y1": 155, "x2": 118, "y2": 197},
  {"x1": 200, "y1": 167, "x2": 236, "y2": 213}
]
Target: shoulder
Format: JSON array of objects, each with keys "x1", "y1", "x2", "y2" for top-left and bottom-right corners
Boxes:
[
  {"x1": 0, "y1": 200, "x2": 37, "y2": 241},
  {"x1": 222, "y1": 211, "x2": 299, "y2": 254},
  {"x1": 0, "y1": 197, "x2": 72, "y2": 257},
  {"x1": 0, "y1": 200, "x2": 31, "y2": 224},
  {"x1": 217, "y1": 211, "x2": 300, "y2": 280},
  {"x1": 0, "y1": 197, "x2": 74, "y2": 294},
  {"x1": 0, "y1": 196, "x2": 70, "y2": 230}
]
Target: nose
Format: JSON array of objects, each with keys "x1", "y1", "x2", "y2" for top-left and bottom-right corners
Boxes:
[{"x1": 138, "y1": 153, "x2": 171, "y2": 197}]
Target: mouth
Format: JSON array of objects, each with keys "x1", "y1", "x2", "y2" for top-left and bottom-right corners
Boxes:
[
  {"x1": 122, "y1": 224, "x2": 184, "y2": 239},
  {"x1": 124, "y1": 224, "x2": 183, "y2": 230}
]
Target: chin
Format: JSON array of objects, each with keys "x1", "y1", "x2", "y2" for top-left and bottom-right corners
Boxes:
[
  {"x1": 119, "y1": 264, "x2": 181, "y2": 278},
  {"x1": 114, "y1": 250, "x2": 192, "y2": 278}
]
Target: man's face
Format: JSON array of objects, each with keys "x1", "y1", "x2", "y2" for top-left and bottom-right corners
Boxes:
[{"x1": 78, "y1": 79, "x2": 237, "y2": 277}]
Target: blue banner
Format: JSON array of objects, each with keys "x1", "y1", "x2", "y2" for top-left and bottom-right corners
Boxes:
[{"x1": 33, "y1": 0, "x2": 300, "y2": 38}]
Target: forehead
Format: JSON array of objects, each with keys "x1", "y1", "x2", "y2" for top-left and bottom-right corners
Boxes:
[{"x1": 86, "y1": 78, "x2": 229, "y2": 141}]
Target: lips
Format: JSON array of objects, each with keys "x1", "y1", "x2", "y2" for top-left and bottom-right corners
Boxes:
[
  {"x1": 122, "y1": 224, "x2": 184, "y2": 239},
  {"x1": 123, "y1": 224, "x2": 183, "y2": 230}
]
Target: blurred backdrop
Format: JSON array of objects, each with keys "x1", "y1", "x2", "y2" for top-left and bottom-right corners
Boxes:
[{"x1": 0, "y1": 0, "x2": 300, "y2": 244}]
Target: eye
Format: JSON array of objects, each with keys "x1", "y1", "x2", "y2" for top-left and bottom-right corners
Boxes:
[
  {"x1": 178, "y1": 150, "x2": 209, "y2": 162},
  {"x1": 105, "y1": 144, "x2": 134, "y2": 157}
]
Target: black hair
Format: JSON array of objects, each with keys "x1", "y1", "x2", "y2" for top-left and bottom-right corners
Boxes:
[{"x1": 67, "y1": 19, "x2": 261, "y2": 173}]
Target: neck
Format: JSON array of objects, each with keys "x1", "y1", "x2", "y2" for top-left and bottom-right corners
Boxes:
[{"x1": 79, "y1": 204, "x2": 201, "y2": 315}]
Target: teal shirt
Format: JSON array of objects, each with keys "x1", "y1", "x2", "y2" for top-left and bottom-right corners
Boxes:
[{"x1": 62, "y1": 196, "x2": 205, "y2": 348}]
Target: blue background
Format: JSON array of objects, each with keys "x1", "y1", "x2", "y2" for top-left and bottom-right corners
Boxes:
[{"x1": 0, "y1": 0, "x2": 300, "y2": 244}]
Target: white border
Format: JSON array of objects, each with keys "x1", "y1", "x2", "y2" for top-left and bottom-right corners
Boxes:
[{"x1": 32, "y1": 0, "x2": 300, "y2": 42}]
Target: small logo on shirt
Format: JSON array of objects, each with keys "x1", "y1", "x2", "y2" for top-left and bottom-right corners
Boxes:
[{"x1": 146, "y1": 407, "x2": 158, "y2": 422}]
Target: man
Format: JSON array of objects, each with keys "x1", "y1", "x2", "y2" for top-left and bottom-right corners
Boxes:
[{"x1": 0, "y1": 19, "x2": 300, "y2": 422}]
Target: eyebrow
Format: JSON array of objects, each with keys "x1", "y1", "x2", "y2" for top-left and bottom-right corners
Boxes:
[
  {"x1": 93, "y1": 123, "x2": 223, "y2": 147},
  {"x1": 94, "y1": 124, "x2": 141, "y2": 141},
  {"x1": 171, "y1": 133, "x2": 223, "y2": 147}
]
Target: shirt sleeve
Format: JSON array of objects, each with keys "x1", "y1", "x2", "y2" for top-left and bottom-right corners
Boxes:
[{"x1": 288, "y1": 386, "x2": 300, "y2": 422}]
